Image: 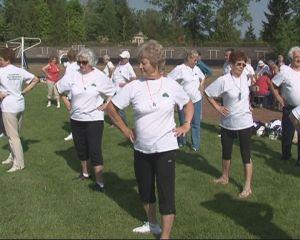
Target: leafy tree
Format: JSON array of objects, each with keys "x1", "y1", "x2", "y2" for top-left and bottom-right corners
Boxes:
[
  {"x1": 64, "y1": 0, "x2": 86, "y2": 44},
  {"x1": 273, "y1": 18, "x2": 294, "y2": 55},
  {"x1": 211, "y1": 0, "x2": 252, "y2": 42},
  {"x1": 261, "y1": 0, "x2": 292, "y2": 43},
  {"x1": 100, "y1": 0, "x2": 119, "y2": 42},
  {"x1": 244, "y1": 23, "x2": 256, "y2": 41}
]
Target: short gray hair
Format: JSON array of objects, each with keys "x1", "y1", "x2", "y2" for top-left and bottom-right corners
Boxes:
[
  {"x1": 77, "y1": 48, "x2": 98, "y2": 67},
  {"x1": 288, "y1": 46, "x2": 300, "y2": 60}
]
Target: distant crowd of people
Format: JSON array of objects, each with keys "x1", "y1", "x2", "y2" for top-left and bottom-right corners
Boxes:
[{"x1": 0, "y1": 42, "x2": 300, "y2": 239}]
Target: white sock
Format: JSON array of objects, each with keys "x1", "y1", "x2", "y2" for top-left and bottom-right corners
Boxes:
[
  {"x1": 82, "y1": 173, "x2": 89, "y2": 178},
  {"x1": 96, "y1": 181, "x2": 104, "y2": 187}
]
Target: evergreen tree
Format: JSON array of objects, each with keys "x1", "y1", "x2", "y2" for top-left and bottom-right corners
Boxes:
[
  {"x1": 244, "y1": 23, "x2": 256, "y2": 41},
  {"x1": 261, "y1": 0, "x2": 292, "y2": 43},
  {"x1": 273, "y1": 18, "x2": 294, "y2": 55}
]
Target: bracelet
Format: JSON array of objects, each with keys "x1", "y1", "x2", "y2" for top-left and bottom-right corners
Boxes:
[{"x1": 184, "y1": 120, "x2": 191, "y2": 125}]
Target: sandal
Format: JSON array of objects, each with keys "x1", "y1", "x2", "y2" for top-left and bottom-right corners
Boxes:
[
  {"x1": 239, "y1": 189, "x2": 252, "y2": 198},
  {"x1": 213, "y1": 177, "x2": 229, "y2": 185}
]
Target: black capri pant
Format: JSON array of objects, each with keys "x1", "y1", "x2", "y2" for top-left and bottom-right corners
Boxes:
[
  {"x1": 221, "y1": 126, "x2": 252, "y2": 164},
  {"x1": 71, "y1": 119, "x2": 104, "y2": 166},
  {"x1": 134, "y1": 150, "x2": 176, "y2": 215}
]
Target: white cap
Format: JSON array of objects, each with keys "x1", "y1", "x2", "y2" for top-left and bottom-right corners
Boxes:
[
  {"x1": 258, "y1": 60, "x2": 264, "y2": 66},
  {"x1": 119, "y1": 50, "x2": 130, "y2": 59}
]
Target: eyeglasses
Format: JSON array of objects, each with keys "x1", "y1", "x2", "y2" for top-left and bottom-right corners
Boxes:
[
  {"x1": 235, "y1": 62, "x2": 246, "y2": 68},
  {"x1": 77, "y1": 60, "x2": 88, "y2": 66}
]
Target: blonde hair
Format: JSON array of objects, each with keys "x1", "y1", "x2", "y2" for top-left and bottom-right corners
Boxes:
[
  {"x1": 137, "y1": 40, "x2": 165, "y2": 72},
  {"x1": 185, "y1": 49, "x2": 198, "y2": 61}
]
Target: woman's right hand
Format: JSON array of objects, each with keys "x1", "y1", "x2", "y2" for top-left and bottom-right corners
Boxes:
[
  {"x1": 216, "y1": 105, "x2": 230, "y2": 117},
  {"x1": 123, "y1": 128, "x2": 135, "y2": 143},
  {"x1": 0, "y1": 92, "x2": 8, "y2": 101}
]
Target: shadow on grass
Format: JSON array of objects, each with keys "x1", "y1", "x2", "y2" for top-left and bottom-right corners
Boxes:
[
  {"x1": 55, "y1": 146, "x2": 81, "y2": 173},
  {"x1": 201, "y1": 193, "x2": 291, "y2": 239},
  {"x1": 1, "y1": 138, "x2": 40, "y2": 153},
  {"x1": 61, "y1": 121, "x2": 71, "y2": 133},
  {"x1": 176, "y1": 150, "x2": 243, "y2": 191},
  {"x1": 201, "y1": 122, "x2": 220, "y2": 135},
  {"x1": 102, "y1": 171, "x2": 145, "y2": 222},
  {"x1": 252, "y1": 138, "x2": 300, "y2": 177}
]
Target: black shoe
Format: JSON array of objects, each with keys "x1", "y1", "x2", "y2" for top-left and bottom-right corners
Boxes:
[
  {"x1": 93, "y1": 183, "x2": 104, "y2": 192},
  {"x1": 295, "y1": 161, "x2": 300, "y2": 167},
  {"x1": 281, "y1": 154, "x2": 291, "y2": 161},
  {"x1": 73, "y1": 174, "x2": 90, "y2": 180}
]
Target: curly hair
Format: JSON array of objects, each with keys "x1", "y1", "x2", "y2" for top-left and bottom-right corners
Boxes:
[
  {"x1": 77, "y1": 48, "x2": 98, "y2": 67},
  {"x1": 229, "y1": 50, "x2": 247, "y2": 64},
  {"x1": 288, "y1": 46, "x2": 300, "y2": 60},
  {"x1": 137, "y1": 40, "x2": 165, "y2": 72}
]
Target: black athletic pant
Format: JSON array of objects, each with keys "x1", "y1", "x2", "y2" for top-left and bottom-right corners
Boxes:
[
  {"x1": 282, "y1": 106, "x2": 300, "y2": 161},
  {"x1": 71, "y1": 119, "x2": 104, "y2": 166},
  {"x1": 134, "y1": 150, "x2": 176, "y2": 215}
]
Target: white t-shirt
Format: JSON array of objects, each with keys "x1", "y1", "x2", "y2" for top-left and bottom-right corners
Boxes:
[
  {"x1": 65, "y1": 61, "x2": 80, "y2": 76},
  {"x1": 223, "y1": 62, "x2": 231, "y2": 75},
  {"x1": 112, "y1": 76, "x2": 190, "y2": 153},
  {"x1": 205, "y1": 72, "x2": 253, "y2": 130},
  {"x1": 243, "y1": 63, "x2": 255, "y2": 86},
  {"x1": 292, "y1": 106, "x2": 300, "y2": 120},
  {"x1": 56, "y1": 68, "x2": 116, "y2": 121},
  {"x1": 167, "y1": 64, "x2": 205, "y2": 103},
  {"x1": 0, "y1": 64, "x2": 34, "y2": 113},
  {"x1": 103, "y1": 61, "x2": 115, "y2": 77},
  {"x1": 112, "y1": 62, "x2": 136, "y2": 92},
  {"x1": 272, "y1": 67, "x2": 300, "y2": 106}
]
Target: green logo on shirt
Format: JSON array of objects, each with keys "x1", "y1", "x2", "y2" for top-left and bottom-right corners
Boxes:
[
  {"x1": 91, "y1": 83, "x2": 96, "y2": 87},
  {"x1": 162, "y1": 92, "x2": 169, "y2": 97}
]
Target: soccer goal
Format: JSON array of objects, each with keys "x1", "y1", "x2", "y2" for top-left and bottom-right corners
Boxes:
[{"x1": 6, "y1": 36, "x2": 41, "y2": 69}]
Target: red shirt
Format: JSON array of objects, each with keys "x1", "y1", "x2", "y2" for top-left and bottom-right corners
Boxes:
[
  {"x1": 47, "y1": 63, "x2": 60, "y2": 82},
  {"x1": 255, "y1": 75, "x2": 271, "y2": 95}
]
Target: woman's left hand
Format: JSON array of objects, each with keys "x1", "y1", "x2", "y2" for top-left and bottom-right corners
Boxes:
[
  {"x1": 173, "y1": 123, "x2": 191, "y2": 137},
  {"x1": 98, "y1": 102, "x2": 109, "y2": 111}
]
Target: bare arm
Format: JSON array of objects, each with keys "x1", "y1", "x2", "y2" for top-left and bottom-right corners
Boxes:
[
  {"x1": 204, "y1": 92, "x2": 229, "y2": 117},
  {"x1": 270, "y1": 82, "x2": 285, "y2": 109},
  {"x1": 173, "y1": 100, "x2": 194, "y2": 137},
  {"x1": 105, "y1": 102, "x2": 135, "y2": 142},
  {"x1": 41, "y1": 64, "x2": 50, "y2": 78},
  {"x1": 61, "y1": 95, "x2": 71, "y2": 111},
  {"x1": 22, "y1": 76, "x2": 39, "y2": 95}
]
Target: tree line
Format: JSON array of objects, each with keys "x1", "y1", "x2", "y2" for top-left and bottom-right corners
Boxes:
[{"x1": 0, "y1": 0, "x2": 299, "y2": 54}]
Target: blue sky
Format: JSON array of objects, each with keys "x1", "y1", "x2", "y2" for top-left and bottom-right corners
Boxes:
[{"x1": 128, "y1": 0, "x2": 269, "y2": 37}]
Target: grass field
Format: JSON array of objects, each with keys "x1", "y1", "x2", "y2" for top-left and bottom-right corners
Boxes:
[{"x1": 0, "y1": 65, "x2": 299, "y2": 239}]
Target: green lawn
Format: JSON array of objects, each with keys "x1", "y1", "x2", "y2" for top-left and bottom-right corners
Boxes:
[{"x1": 0, "y1": 84, "x2": 299, "y2": 239}]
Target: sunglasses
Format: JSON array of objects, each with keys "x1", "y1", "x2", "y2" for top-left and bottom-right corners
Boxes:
[
  {"x1": 235, "y1": 62, "x2": 246, "y2": 67},
  {"x1": 77, "y1": 60, "x2": 88, "y2": 66}
]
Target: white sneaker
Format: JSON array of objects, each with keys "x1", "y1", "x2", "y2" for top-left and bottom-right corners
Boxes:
[
  {"x1": 46, "y1": 101, "x2": 51, "y2": 108},
  {"x1": 7, "y1": 165, "x2": 24, "y2": 173},
  {"x1": 64, "y1": 133, "x2": 73, "y2": 141},
  {"x1": 132, "y1": 222, "x2": 162, "y2": 234},
  {"x1": 0, "y1": 133, "x2": 4, "y2": 138},
  {"x1": 56, "y1": 103, "x2": 60, "y2": 108},
  {"x1": 2, "y1": 154, "x2": 13, "y2": 165}
]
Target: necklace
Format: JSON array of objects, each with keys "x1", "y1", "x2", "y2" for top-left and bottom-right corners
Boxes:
[
  {"x1": 81, "y1": 74, "x2": 87, "y2": 90},
  {"x1": 146, "y1": 78, "x2": 162, "y2": 107},
  {"x1": 230, "y1": 73, "x2": 242, "y2": 101}
]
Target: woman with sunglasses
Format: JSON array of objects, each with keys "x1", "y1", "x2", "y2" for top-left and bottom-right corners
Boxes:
[
  {"x1": 56, "y1": 48, "x2": 116, "y2": 191},
  {"x1": 204, "y1": 50, "x2": 254, "y2": 198},
  {"x1": 106, "y1": 40, "x2": 193, "y2": 239}
]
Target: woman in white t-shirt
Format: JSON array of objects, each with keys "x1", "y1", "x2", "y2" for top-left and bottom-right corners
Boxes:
[
  {"x1": 56, "y1": 48, "x2": 116, "y2": 192},
  {"x1": 0, "y1": 48, "x2": 39, "y2": 172},
  {"x1": 205, "y1": 50, "x2": 254, "y2": 198},
  {"x1": 102, "y1": 54, "x2": 115, "y2": 79},
  {"x1": 106, "y1": 40, "x2": 194, "y2": 239},
  {"x1": 167, "y1": 49, "x2": 205, "y2": 151}
]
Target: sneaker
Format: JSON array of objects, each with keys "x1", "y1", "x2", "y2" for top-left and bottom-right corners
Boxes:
[
  {"x1": 132, "y1": 222, "x2": 162, "y2": 234},
  {"x1": 64, "y1": 133, "x2": 73, "y2": 141},
  {"x1": 56, "y1": 103, "x2": 60, "y2": 108},
  {"x1": 7, "y1": 165, "x2": 24, "y2": 173},
  {"x1": 46, "y1": 101, "x2": 51, "y2": 108},
  {"x1": 2, "y1": 154, "x2": 13, "y2": 165},
  {"x1": 191, "y1": 147, "x2": 198, "y2": 152},
  {"x1": 0, "y1": 133, "x2": 4, "y2": 138},
  {"x1": 93, "y1": 183, "x2": 104, "y2": 192},
  {"x1": 73, "y1": 174, "x2": 90, "y2": 180}
]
